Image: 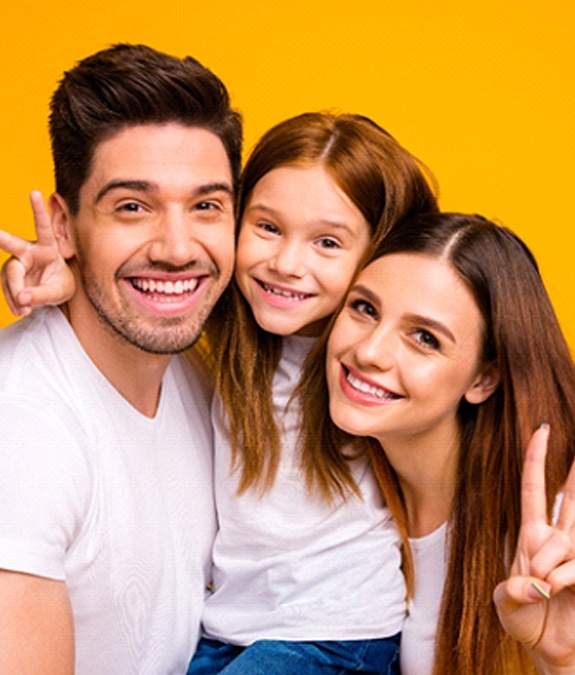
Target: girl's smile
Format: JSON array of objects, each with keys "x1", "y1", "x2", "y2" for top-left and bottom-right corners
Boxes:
[{"x1": 234, "y1": 163, "x2": 370, "y2": 337}]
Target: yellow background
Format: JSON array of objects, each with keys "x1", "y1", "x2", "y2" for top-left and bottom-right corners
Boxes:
[{"x1": 1, "y1": 1, "x2": 573, "y2": 348}]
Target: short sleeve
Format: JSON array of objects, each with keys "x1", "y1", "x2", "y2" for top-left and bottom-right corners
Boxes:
[{"x1": 0, "y1": 395, "x2": 93, "y2": 580}]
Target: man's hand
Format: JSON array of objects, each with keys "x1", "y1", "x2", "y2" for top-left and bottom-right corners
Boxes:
[{"x1": 0, "y1": 191, "x2": 75, "y2": 316}]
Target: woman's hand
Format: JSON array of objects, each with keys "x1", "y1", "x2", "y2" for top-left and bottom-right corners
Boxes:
[
  {"x1": 0, "y1": 191, "x2": 75, "y2": 316},
  {"x1": 493, "y1": 425, "x2": 575, "y2": 673}
]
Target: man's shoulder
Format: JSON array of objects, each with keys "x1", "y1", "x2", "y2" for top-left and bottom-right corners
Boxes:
[{"x1": 0, "y1": 309, "x2": 89, "y2": 423}]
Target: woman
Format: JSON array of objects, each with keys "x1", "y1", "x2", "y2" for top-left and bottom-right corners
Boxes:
[{"x1": 299, "y1": 212, "x2": 575, "y2": 674}]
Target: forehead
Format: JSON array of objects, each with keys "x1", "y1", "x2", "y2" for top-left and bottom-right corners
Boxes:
[
  {"x1": 85, "y1": 123, "x2": 233, "y2": 193},
  {"x1": 360, "y1": 252, "x2": 483, "y2": 329}
]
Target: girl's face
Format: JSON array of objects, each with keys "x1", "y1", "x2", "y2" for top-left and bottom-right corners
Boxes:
[
  {"x1": 327, "y1": 253, "x2": 497, "y2": 448},
  {"x1": 235, "y1": 163, "x2": 371, "y2": 336}
]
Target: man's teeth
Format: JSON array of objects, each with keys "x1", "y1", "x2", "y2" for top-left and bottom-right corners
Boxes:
[
  {"x1": 132, "y1": 278, "x2": 198, "y2": 295},
  {"x1": 346, "y1": 371, "x2": 399, "y2": 399},
  {"x1": 262, "y1": 283, "x2": 309, "y2": 300}
]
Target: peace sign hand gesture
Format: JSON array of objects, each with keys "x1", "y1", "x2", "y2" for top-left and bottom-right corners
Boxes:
[
  {"x1": 0, "y1": 191, "x2": 75, "y2": 316},
  {"x1": 493, "y1": 425, "x2": 575, "y2": 673}
]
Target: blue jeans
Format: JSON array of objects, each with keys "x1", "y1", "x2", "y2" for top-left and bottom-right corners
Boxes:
[{"x1": 187, "y1": 634, "x2": 401, "y2": 674}]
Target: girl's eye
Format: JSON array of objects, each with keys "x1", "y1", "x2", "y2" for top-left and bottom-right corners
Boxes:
[
  {"x1": 257, "y1": 221, "x2": 280, "y2": 234},
  {"x1": 317, "y1": 237, "x2": 340, "y2": 250},
  {"x1": 413, "y1": 329, "x2": 440, "y2": 350},
  {"x1": 349, "y1": 298, "x2": 379, "y2": 319}
]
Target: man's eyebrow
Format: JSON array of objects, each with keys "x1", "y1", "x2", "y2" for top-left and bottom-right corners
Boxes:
[
  {"x1": 94, "y1": 180, "x2": 234, "y2": 204},
  {"x1": 95, "y1": 180, "x2": 152, "y2": 203}
]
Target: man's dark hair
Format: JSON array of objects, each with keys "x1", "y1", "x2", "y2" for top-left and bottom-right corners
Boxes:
[{"x1": 49, "y1": 43, "x2": 242, "y2": 213}]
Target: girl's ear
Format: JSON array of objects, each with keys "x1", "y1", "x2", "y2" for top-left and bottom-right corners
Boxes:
[
  {"x1": 464, "y1": 363, "x2": 500, "y2": 405},
  {"x1": 49, "y1": 193, "x2": 77, "y2": 260}
]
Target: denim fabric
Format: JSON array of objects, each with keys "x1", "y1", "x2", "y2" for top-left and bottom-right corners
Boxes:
[{"x1": 187, "y1": 634, "x2": 400, "y2": 674}]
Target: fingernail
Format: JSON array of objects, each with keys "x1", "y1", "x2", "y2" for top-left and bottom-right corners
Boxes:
[
  {"x1": 529, "y1": 581, "x2": 551, "y2": 600},
  {"x1": 539, "y1": 423, "x2": 550, "y2": 430}
]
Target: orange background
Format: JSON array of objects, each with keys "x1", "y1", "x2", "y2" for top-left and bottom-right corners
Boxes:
[{"x1": 0, "y1": 0, "x2": 573, "y2": 347}]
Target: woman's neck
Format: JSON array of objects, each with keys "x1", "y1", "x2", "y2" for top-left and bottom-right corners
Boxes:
[{"x1": 381, "y1": 425, "x2": 460, "y2": 538}]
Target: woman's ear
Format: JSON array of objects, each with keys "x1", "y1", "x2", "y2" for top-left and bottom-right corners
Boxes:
[
  {"x1": 49, "y1": 193, "x2": 77, "y2": 260},
  {"x1": 464, "y1": 363, "x2": 500, "y2": 405}
]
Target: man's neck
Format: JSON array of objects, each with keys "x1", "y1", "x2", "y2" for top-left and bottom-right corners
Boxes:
[{"x1": 60, "y1": 304, "x2": 172, "y2": 418}]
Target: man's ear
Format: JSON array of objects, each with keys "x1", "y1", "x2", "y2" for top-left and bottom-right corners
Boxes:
[
  {"x1": 49, "y1": 193, "x2": 77, "y2": 260},
  {"x1": 464, "y1": 363, "x2": 500, "y2": 405}
]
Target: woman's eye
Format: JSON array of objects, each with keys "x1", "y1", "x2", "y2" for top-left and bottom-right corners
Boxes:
[
  {"x1": 413, "y1": 329, "x2": 440, "y2": 350},
  {"x1": 349, "y1": 298, "x2": 378, "y2": 319}
]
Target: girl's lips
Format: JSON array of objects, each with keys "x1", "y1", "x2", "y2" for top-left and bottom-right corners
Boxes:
[{"x1": 339, "y1": 364, "x2": 403, "y2": 405}]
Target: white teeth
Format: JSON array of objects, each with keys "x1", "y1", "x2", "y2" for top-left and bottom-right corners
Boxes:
[
  {"x1": 132, "y1": 278, "x2": 198, "y2": 295},
  {"x1": 346, "y1": 371, "x2": 399, "y2": 400},
  {"x1": 262, "y1": 283, "x2": 309, "y2": 301}
]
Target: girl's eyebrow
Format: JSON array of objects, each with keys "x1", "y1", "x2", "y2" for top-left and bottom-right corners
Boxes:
[{"x1": 245, "y1": 202, "x2": 356, "y2": 234}]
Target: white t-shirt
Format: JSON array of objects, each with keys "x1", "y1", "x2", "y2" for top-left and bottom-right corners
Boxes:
[
  {"x1": 0, "y1": 308, "x2": 216, "y2": 674},
  {"x1": 399, "y1": 523, "x2": 447, "y2": 675},
  {"x1": 202, "y1": 334, "x2": 406, "y2": 645}
]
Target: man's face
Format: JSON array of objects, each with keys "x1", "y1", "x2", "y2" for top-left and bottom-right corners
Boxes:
[{"x1": 57, "y1": 123, "x2": 235, "y2": 355}]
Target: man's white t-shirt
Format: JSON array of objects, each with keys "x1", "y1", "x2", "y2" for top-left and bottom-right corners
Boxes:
[
  {"x1": 202, "y1": 334, "x2": 406, "y2": 645},
  {"x1": 0, "y1": 308, "x2": 216, "y2": 674}
]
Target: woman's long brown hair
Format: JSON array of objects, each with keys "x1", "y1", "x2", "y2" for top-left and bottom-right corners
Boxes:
[
  {"x1": 205, "y1": 112, "x2": 438, "y2": 499},
  {"x1": 298, "y1": 213, "x2": 575, "y2": 673}
]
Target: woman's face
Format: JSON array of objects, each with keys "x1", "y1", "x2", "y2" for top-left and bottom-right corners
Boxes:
[
  {"x1": 326, "y1": 252, "x2": 495, "y2": 448},
  {"x1": 234, "y1": 163, "x2": 371, "y2": 337}
]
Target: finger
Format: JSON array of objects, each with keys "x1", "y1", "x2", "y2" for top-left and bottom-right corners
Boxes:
[
  {"x1": 531, "y1": 528, "x2": 573, "y2": 579},
  {"x1": 0, "y1": 228, "x2": 31, "y2": 259},
  {"x1": 1, "y1": 258, "x2": 27, "y2": 315},
  {"x1": 29, "y1": 191, "x2": 56, "y2": 246},
  {"x1": 25, "y1": 284, "x2": 71, "y2": 308},
  {"x1": 555, "y1": 451, "x2": 575, "y2": 532},
  {"x1": 547, "y1": 557, "x2": 575, "y2": 593},
  {"x1": 521, "y1": 425, "x2": 551, "y2": 526},
  {"x1": 494, "y1": 576, "x2": 552, "y2": 609}
]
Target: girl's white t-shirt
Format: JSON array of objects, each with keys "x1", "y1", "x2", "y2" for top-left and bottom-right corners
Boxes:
[{"x1": 202, "y1": 334, "x2": 406, "y2": 645}]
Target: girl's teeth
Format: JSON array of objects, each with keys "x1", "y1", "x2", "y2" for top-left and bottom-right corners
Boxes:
[{"x1": 263, "y1": 283, "x2": 307, "y2": 300}]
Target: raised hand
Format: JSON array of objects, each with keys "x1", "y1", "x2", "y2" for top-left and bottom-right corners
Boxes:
[
  {"x1": 493, "y1": 425, "x2": 575, "y2": 673},
  {"x1": 0, "y1": 191, "x2": 75, "y2": 316}
]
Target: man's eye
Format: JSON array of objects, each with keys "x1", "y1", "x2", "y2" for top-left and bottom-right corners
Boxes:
[
  {"x1": 196, "y1": 201, "x2": 218, "y2": 211},
  {"x1": 117, "y1": 202, "x2": 143, "y2": 213}
]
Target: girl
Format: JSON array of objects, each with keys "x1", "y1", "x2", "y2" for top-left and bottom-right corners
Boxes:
[
  {"x1": 191, "y1": 112, "x2": 437, "y2": 674},
  {"x1": 299, "y1": 212, "x2": 575, "y2": 674},
  {"x1": 0, "y1": 113, "x2": 439, "y2": 674}
]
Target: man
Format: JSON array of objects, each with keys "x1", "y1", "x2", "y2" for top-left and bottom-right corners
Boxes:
[{"x1": 0, "y1": 44, "x2": 241, "y2": 673}]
